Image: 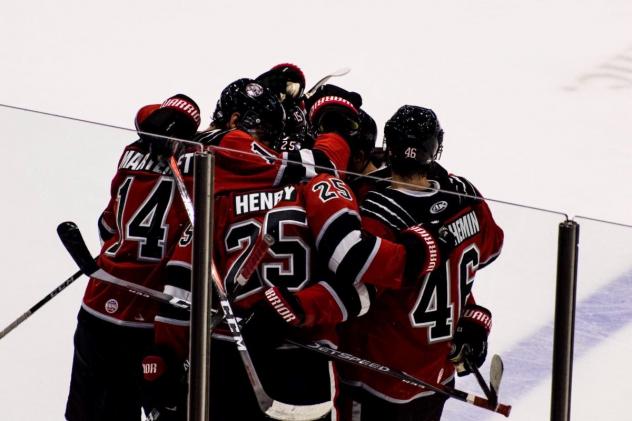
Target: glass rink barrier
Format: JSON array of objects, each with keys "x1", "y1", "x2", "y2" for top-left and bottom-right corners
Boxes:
[
  {"x1": 443, "y1": 202, "x2": 566, "y2": 420},
  {"x1": 1, "y1": 105, "x2": 631, "y2": 421},
  {"x1": 568, "y1": 217, "x2": 632, "y2": 421},
  {"x1": 0, "y1": 106, "x2": 139, "y2": 420}
]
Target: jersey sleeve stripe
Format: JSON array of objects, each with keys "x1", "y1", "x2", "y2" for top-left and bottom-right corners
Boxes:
[
  {"x1": 98, "y1": 217, "x2": 116, "y2": 234},
  {"x1": 317, "y1": 281, "x2": 349, "y2": 322},
  {"x1": 360, "y1": 206, "x2": 402, "y2": 231},
  {"x1": 353, "y1": 237, "x2": 381, "y2": 284},
  {"x1": 371, "y1": 192, "x2": 417, "y2": 224},
  {"x1": 283, "y1": 150, "x2": 308, "y2": 184},
  {"x1": 299, "y1": 149, "x2": 317, "y2": 179},
  {"x1": 361, "y1": 200, "x2": 408, "y2": 230},
  {"x1": 315, "y1": 208, "x2": 361, "y2": 249},
  {"x1": 166, "y1": 260, "x2": 192, "y2": 270},
  {"x1": 273, "y1": 152, "x2": 289, "y2": 186},
  {"x1": 312, "y1": 149, "x2": 338, "y2": 177},
  {"x1": 354, "y1": 281, "x2": 371, "y2": 317},
  {"x1": 334, "y1": 234, "x2": 379, "y2": 286},
  {"x1": 329, "y1": 230, "x2": 362, "y2": 272}
]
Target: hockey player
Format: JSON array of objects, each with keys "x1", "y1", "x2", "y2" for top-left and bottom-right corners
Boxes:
[
  {"x1": 337, "y1": 105, "x2": 504, "y2": 421},
  {"x1": 345, "y1": 109, "x2": 391, "y2": 202},
  {"x1": 189, "y1": 78, "x2": 359, "y2": 195},
  {"x1": 255, "y1": 63, "x2": 314, "y2": 151},
  {"x1": 142, "y1": 94, "x2": 455, "y2": 420},
  {"x1": 64, "y1": 94, "x2": 201, "y2": 421}
]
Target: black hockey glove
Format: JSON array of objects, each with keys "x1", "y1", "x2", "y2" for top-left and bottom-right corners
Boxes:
[
  {"x1": 135, "y1": 94, "x2": 201, "y2": 160},
  {"x1": 397, "y1": 222, "x2": 457, "y2": 286},
  {"x1": 448, "y1": 304, "x2": 492, "y2": 377},
  {"x1": 141, "y1": 345, "x2": 189, "y2": 421},
  {"x1": 306, "y1": 84, "x2": 362, "y2": 144},
  {"x1": 256, "y1": 63, "x2": 306, "y2": 104},
  {"x1": 241, "y1": 286, "x2": 305, "y2": 351}
]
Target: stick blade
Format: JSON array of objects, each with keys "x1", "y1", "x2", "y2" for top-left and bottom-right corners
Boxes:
[
  {"x1": 57, "y1": 221, "x2": 99, "y2": 275},
  {"x1": 490, "y1": 354, "x2": 504, "y2": 397}
]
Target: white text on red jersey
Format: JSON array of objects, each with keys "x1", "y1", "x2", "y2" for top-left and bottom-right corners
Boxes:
[{"x1": 234, "y1": 186, "x2": 297, "y2": 216}]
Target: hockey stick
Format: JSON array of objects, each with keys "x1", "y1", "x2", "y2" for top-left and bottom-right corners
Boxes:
[
  {"x1": 490, "y1": 355, "x2": 504, "y2": 404},
  {"x1": 168, "y1": 155, "x2": 332, "y2": 420},
  {"x1": 463, "y1": 356, "x2": 497, "y2": 407},
  {"x1": 0, "y1": 269, "x2": 85, "y2": 340},
  {"x1": 286, "y1": 340, "x2": 512, "y2": 417},
  {"x1": 56, "y1": 222, "x2": 192, "y2": 310},
  {"x1": 211, "y1": 261, "x2": 332, "y2": 420},
  {"x1": 168, "y1": 156, "x2": 195, "y2": 224},
  {"x1": 303, "y1": 67, "x2": 351, "y2": 99},
  {"x1": 58, "y1": 222, "x2": 328, "y2": 420},
  {"x1": 56, "y1": 223, "x2": 509, "y2": 417},
  {"x1": 462, "y1": 346, "x2": 504, "y2": 407},
  {"x1": 235, "y1": 234, "x2": 275, "y2": 287}
]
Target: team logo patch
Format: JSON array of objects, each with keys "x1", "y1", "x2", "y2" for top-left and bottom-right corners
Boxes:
[
  {"x1": 430, "y1": 201, "x2": 448, "y2": 214},
  {"x1": 105, "y1": 299, "x2": 119, "y2": 314},
  {"x1": 245, "y1": 82, "x2": 264, "y2": 98}
]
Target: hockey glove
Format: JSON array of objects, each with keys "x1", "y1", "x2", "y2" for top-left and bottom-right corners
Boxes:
[
  {"x1": 397, "y1": 222, "x2": 457, "y2": 285},
  {"x1": 135, "y1": 94, "x2": 201, "y2": 160},
  {"x1": 256, "y1": 63, "x2": 306, "y2": 104},
  {"x1": 448, "y1": 304, "x2": 492, "y2": 377},
  {"x1": 141, "y1": 346, "x2": 189, "y2": 421},
  {"x1": 241, "y1": 286, "x2": 305, "y2": 351},
  {"x1": 306, "y1": 84, "x2": 362, "y2": 143}
]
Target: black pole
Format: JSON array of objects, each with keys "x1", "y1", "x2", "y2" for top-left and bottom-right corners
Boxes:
[
  {"x1": 550, "y1": 219, "x2": 579, "y2": 421},
  {"x1": 188, "y1": 152, "x2": 214, "y2": 421}
]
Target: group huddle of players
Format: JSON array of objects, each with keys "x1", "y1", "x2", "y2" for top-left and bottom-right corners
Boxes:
[{"x1": 63, "y1": 63, "x2": 504, "y2": 421}]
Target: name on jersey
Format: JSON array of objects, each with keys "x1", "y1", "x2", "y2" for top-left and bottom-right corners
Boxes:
[
  {"x1": 119, "y1": 150, "x2": 195, "y2": 175},
  {"x1": 446, "y1": 211, "x2": 480, "y2": 244},
  {"x1": 234, "y1": 186, "x2": 296, "y2": 216}
]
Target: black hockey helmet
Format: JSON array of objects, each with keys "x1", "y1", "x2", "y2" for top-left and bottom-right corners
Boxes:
[
  {"x1": 384, "y1": 105, "x2": 444, "y2": 173},
  {"x1": 357, "y1": 109, "x2": 378, "y2": 155},
  {"x1": 212, "y1": 78, "x2": 286, "y2": 144}
]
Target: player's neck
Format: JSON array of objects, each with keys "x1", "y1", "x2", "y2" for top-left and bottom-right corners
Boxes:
[
  {"x1": 391, "y1": 173, "x2": 431, "y2": 190},
  {"x1": 362, "y1": 161, "x2": 379, "y2": 175}
]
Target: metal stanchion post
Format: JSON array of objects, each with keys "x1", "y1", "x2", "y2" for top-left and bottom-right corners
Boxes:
[
  {"x1": 550, "y1": 219, "x2": 579, "y2": 421},
  {"x1": 188, "y1": 152, "x2": 215, "y2": 421}
]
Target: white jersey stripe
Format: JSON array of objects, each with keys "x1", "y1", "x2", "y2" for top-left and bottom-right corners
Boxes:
[{"x1": 328, "y1": 230, "x2": 362, "y2": 272}]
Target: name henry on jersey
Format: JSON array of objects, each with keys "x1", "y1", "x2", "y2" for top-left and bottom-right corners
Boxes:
[
  {"x1": 446, "y1": 211, "x2": 480, "y2": 244},
  {"x1": 234, "y1": 185, "x2": 297, "y2": 216}
]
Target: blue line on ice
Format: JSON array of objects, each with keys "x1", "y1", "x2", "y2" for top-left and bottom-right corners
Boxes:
[{"x1": 443, "y1": 268, "x2": 632, "y2": 420}]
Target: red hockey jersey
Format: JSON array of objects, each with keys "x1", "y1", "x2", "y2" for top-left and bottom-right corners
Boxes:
[
  {"x1": 155, "y1": 173, "x2": 420, "y2": 359},
  {"x1": 82, "y1": 141, "x2": 192, "y2": 327},
  {"x1": 339, "y1": 173, "x2": 504, "y2": 403},
  {"x1": 84, "y1": 128, "x2": 350, "y2": 328},
  {"x1": 197, "y1": 129, "x2": 351, "y2": 194}
]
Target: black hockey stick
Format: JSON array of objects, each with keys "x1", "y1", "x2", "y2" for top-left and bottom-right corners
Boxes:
[
  {"x1": 462, "y1": 346, "x2": 504, "y2": 407},
  {"x1": 169, "y1": 156, "x2": 331, "y2": 420},
  {"x1": 0, "y1": 269, "x2": 85, "y2": 340},
  {"x1": 286, "y1": 340, "x2": 512, "y2": 417},
  {"x1": 56, "y1": 223, "x2": 509, "y2": 417},
  {"x1": 57, "y1": 222, "x2": 192, "y2": 310},
  {"x1": 303, "y1": 68, "x2": 351, "y2": 99},
  {"x1": 58, "y1": 222, "x2": 328, "y2": 420},
  {"x1": 210, "y1": 261, "x2": 332, "y2": 420}
]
